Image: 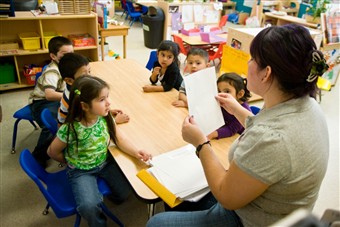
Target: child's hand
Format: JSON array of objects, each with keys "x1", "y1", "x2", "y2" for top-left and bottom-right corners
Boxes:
[
  {"x1": 142, "y1": 85, "x2": 154, "y2": 92},
  {"x1": 115, "y1": 112, "x2": 130, "y2": 124},
  {"x1": 136, "y1": 150, "x2": 152, "y2": 162},
  {"x1": 153, "y1": 66, "x2": 161, "y2": 76},
  {"x1": 110, "y1": 109, "x2": 123, "y2": 116},
  {"x1": 172, "y1": 100, "x2": 187, "y2": 108},
  {"x1": 207, "y1": 131, "x2": 218, "y2": 140}
]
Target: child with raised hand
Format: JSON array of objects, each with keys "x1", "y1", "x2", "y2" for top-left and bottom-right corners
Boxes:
[
  {"x1": 142, "y1": 40, "x2": 183, "y2": 92},
  {"x1": 48, "y1": 75, "x2": 151, "y2": 227},
  {"x1": 58, "y1": 52, "x2": 129, "y2": 125},
  {"x1": 29, "y1": 36, "x2": 73, "y2": 168},
  {"x1": 207, "y1": 73, "x2": 251, "y2": 140},
  {"x1": 172, "y1": 48, "x2": 210, "y2": 108}
]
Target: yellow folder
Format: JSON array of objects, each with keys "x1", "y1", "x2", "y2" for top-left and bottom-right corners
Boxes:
[{"x1": 136, "y1": 169, "x2": 183, "y2": 208}]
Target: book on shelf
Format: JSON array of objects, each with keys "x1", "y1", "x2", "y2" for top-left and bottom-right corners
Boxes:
[{"x1": 137, "y1": 144, "x2": 210, "y2": 208}]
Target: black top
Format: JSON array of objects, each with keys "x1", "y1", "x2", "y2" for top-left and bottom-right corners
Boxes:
[{"x1": 150, "y1": 61, "x2": 183, "y2": 91}]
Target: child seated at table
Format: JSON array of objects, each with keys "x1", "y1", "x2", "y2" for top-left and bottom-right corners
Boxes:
[
  {"x1": 48, "y1": 75, "x2": 152, "y2": 227},
  {"x1": 207, "y1": 73, "x2": 252, "y2": 140},
  {"x1": 58, "y1": 52, "x2": 129, "y2": 126},
  {"x1": 172, "y1": 48, "x2": 210, "y2": 108},
  {"x1": 29, "y1": 36, "x2": 73, "y2": 168},
  {"x1": 142, "y1": 40, "x2": 183, "y2": 92}
]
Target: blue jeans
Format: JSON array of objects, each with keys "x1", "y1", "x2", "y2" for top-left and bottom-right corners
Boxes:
[
  {"x1": 147, "y1": 203, "x2": 243, "y2": 227},
  {"x1": 67, "y1": 156, "x2": 132, "y2": 227}
]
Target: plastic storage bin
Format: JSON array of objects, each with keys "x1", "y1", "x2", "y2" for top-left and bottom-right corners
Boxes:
[
  {"x1": 43, "y1": 31, "x2": 61, "y2": 48},
  {"x1": 19, "y1": 32, "x2": 41, "y2": 50},
  {"x1": 0, "y1": 64, "x2": 16, "y2": 84},
  {"x1": 142, "y1": 6, "x2": 164, "y2": 49},
  {"x1": 23, "y1": 65, "x2": 42, "y2": 85}
]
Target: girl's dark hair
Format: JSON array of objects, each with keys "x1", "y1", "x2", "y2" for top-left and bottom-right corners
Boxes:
[
  {"x1": 250, "y1": 24, "x2": 322, "y2": 99},
  {"x1": 217, "y1": 73, "x2": 251, "y2": 102},
  {"x1": 186, "y1": 48, "x2": 209, "y2": 63},
  {"x1": 158, "y1": 40, "x2": 181, "y2": 67},
  {"x1": 48, "y1": 36, "x2": 73, "y2": 55},
  {"x1": 65, "y1": 75, "x2": 117, "y2": 151},
  {"x1": 59, "y1": 52, "x2": 89, "y2": 80}
]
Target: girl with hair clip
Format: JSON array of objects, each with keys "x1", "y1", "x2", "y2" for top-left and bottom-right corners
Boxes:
[
  {"x1": 142, "y1": 40, "x2": 183, "y2": 92},
  {"x1": 48, "y1": 75, "x2": 151, "y2": 227},
  {"x1": 207, "y1": 73, "x2": 252, "y2": 140},
  {"x1": 147, "y1": 24, "x2": 329, "y2": 227}
]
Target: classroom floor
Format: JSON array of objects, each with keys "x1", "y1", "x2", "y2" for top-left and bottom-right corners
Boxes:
[{"x1": 0, "y1": 13, "x2": 339, "y2": 227}]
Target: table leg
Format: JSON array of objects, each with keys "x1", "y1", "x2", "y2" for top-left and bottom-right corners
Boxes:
[
  {"x1": 147, "y1": 203, "x2": 155, "y2": 219},
  {"x1": 101, "y1": 36, "x2": 105, "y2": 61},
  {"x1": 123, "y1": 35, "x2": 126, "y2": 59}
]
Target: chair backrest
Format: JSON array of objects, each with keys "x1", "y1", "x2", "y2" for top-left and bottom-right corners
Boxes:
[
  {"x1": 34, "y1": 64, "x2": 47, "y2": 86},
  {"x1": 219, "y1": 15, "x2": 228, "y2": 28},
  {"x1": 125, "y1": 1, "x2": 137, "y2": 14},
  {"x1": 19, "y1": 149, "x2": 77, "y2": 218},
  {"x1": 210, "y1": 42, "x2": 226, "y2": 60},
  {"x1": 41, "y1": 108, "x2": 58, "y2": 135},
  {"x1": 172, "y1": 34, "x2": 188, "y2": 55},
  {"x1": 250, "y1": 106, "x2": 260, "y2": 115},
  {"x1": 146, "y1": 50, "x2": 158, "y2": 70},
  {"x1": 120, "y1": 0, "x2": 127, "y2": 10}
]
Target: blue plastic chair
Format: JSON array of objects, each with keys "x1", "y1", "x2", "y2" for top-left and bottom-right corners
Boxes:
[
  {"x1": 250, "y1": 106, "x2": 260, "y2": 115},
  {"x1": 19, "y1": 149, "x2": 124, "y2": 227},
  {"x1": 41, "y1": 108, "x2": 58, "y2": 135},
  {"x1": 120, "y1": 0, "x2": 129, "y2": 20},
  {"x1": 125, "y1": 1, "x2": 142, "y2": 27},
  {"x1": 145, "y1": 50, "x2": 157, "y2": 71},
  {"x1": 11, "y1": 70, "x2": 44, "y2": 154}
]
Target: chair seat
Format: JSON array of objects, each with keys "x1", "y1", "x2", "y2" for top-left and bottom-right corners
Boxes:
[{"x1": 13, "y1": 105, "x2": 34, "y2": 121}]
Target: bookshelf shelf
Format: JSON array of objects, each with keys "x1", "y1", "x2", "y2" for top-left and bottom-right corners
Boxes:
[{"x1": 0, "y1": 11, "x2": 99, "y2": 91}]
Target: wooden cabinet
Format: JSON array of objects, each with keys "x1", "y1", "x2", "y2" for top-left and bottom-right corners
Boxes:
[{"x1": 0, "y1": 11, "x2": 99, "y2": 91}]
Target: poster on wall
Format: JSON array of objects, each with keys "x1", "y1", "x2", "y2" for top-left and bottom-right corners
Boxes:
[
  {"x1": 171, "y1": 12, "x2": 182, "y2": 31},
  {"x1": 181, "y1": 5, "x2": 194, "y2": 23}
]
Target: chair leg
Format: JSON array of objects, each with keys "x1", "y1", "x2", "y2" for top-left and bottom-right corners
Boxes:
[
  {"x1": 12, "y1": 119, "x2": 38, "y2": 154},
  {"x1": 74, "y1": 213, "x2": 81, "y2": 227},
  {"x1": 100, "y1": 203, "x2": 124, "y2": 227},
  {"x1": 11, "y1": 119, "x2": 21, "y2": 154},
  {"x1": 42, "y1": 203, "x2": 50, "y2": 215}
]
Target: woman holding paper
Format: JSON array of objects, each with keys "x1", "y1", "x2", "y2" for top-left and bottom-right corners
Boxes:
[{"x1": 147, "y1": 24, "x2": 329, "y2": 227}]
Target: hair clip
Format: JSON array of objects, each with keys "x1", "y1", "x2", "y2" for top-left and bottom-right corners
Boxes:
[
  {"x1": 74, "y1": 89, "x2": 81, "y2": 95},
  {"x1": 307, "y1": 51, "x2": 329, "y2": 83}
]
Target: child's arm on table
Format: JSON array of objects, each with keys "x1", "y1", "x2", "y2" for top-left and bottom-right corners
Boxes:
[
  {"x1": 115, "y1": 127, "x2": 152, "y2": 162},
  {"x1": 110, "y1": 109, "x2": 130, "y2": 124},
  {"x1": 172, "y1": 92, "x2": 188, "y2": 107},
  {"x1": 48, "y1": 137, "x2": 67, "y2": 163}
]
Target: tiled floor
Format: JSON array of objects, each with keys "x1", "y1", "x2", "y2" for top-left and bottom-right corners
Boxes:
[{"x1": 0, "y1": 13, "x2": 339, "y2": 227}]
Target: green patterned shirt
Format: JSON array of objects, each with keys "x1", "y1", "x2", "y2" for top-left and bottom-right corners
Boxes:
[{"x1": 57, "y1": 116, "x2": 110, "y2": 170}]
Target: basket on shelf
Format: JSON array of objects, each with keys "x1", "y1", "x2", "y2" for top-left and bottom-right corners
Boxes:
[{"x1": 58, "y1": 0, "x2": 91, "y2": 15}]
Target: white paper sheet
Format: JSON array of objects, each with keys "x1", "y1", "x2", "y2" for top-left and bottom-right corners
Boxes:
[
  {"x1": 148, "y1": 144, "x2": 210, "y2": 201},
  {"x1": 184, "y1": 67, "x2": 224, "y2": 136},
  {"x1": 181, "y1": 5, "x2": 194, "y2": 23}
]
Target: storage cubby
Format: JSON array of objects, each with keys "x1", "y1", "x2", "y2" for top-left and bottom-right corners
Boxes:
[{"x1": 0, "y1": 11, "x2": 99, "y2": 91}]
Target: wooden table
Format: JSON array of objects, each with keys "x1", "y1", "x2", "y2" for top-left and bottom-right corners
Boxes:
[
  {"x1": 262, "y1": 12, "x2": 318, "y2": 29},
  {"x1": 90, "y1": 59, "x2": 238, "y2": 212},
  {"x1": 98, "y1": 24, "x2": 129, "y2": 61},
  {"x1": 177, "y1": 33, "x2": 228, "y2": 46}
]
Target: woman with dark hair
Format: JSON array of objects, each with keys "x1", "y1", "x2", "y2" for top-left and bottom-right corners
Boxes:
[{"x1": 147, "y1": 24, "x2": 329, "y2": 227}]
